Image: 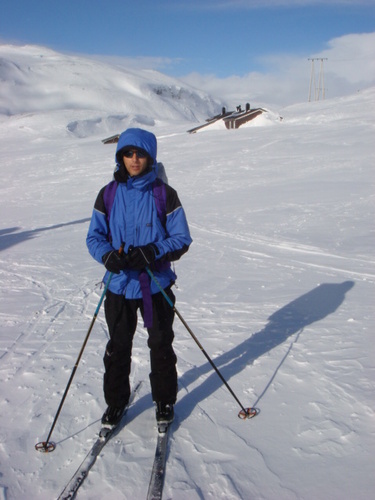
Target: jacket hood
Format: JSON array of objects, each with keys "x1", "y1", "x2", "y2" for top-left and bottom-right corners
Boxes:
[
  {"x1": 115, "y1": 128, "x2": 157, "y2": 166},
  {"x1": 114, "y1": 128, "x2": 157, "y2": 183}
]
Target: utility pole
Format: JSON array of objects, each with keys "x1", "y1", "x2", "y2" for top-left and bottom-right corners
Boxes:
[{"x1": 308, "y1": 58, "x2": 327, "y2": 101}]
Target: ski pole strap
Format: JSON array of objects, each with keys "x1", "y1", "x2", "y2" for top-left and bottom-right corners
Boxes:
[{"x1": 139, "y1": 270, "x2": 153, "y2": 328}]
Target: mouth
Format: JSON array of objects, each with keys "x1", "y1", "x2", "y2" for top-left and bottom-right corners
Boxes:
[{"x1": 128, "y1": 164, "x2": 143, "y2": 176}]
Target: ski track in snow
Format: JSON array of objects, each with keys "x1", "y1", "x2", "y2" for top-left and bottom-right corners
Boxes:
[
  {"x1": 189, "y1": 222, "x2": 375, "y2": 282},
  {"x1": 0, "y1": 48, "x2": 374, "y2": 499}
]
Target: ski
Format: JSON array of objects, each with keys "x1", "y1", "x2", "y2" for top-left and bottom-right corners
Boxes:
[
  {"x1": 57, "y1": 381, "x2": 142, "y2": 500},
  {"x1": 146, "y1": 423, "x2": 171, "y2": 500}
]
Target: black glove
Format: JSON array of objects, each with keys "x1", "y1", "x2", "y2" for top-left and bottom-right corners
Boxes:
[
  {"x1": 102, "y1": 250, "x2": 128, "y2": 274},
  {"x1": 127, "y1": 244, "x2": 157, "y2": 270}
]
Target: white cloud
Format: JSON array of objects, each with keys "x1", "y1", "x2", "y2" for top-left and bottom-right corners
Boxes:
[
  {"x1": 313, "y1": 32, "x2": 375, "y2": 84},
  {"x1": 180, "y1": 32, "x2": 375, "y2": 107}
]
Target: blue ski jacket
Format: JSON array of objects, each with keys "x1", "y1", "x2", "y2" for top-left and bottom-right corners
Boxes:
[{"x1": 86, "y1": 128, "x2": 192, "y2": 298}]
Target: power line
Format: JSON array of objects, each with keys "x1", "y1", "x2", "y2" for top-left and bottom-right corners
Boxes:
[{"x1": 308, "y1": 58, "x2": 328, "y2": 102}]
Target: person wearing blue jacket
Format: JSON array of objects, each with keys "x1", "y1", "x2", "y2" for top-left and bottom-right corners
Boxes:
[{"x1": 86, "y1": 128, "x2": 192, "y2": 428}]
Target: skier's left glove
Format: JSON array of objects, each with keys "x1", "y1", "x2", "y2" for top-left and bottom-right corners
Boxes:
[{"x1": 127, "y1": 244, "x2": 158, "y2": 270}]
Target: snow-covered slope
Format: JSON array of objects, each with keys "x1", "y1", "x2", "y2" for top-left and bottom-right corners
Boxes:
[
  {"x1": 0, "y1": 44, "x2": 222, "y2": 130},
  {"x1": 0, "y1": 45, "x2": 374, "y2": 500}
]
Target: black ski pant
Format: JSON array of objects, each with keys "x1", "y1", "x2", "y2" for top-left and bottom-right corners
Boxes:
[{"x1": 103, "y1": 287, "x2": 177, "y2": 408}]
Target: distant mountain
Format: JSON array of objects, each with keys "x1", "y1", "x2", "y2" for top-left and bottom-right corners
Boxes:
[{"x1": 0, "y1": 44, "x2": 223, "y2": 136}]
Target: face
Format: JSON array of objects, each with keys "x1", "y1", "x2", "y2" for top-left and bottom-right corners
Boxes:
[{"x1": 123, "y1": 150, "x2": 149, "y2": 177}]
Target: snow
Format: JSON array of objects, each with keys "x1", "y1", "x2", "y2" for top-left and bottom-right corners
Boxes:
[{"x1": 0, "y1": 44, "x2": 374, "y2": 500}]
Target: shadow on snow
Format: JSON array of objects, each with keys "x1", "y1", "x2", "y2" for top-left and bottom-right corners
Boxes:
[
  {"x1": 0, "y1": 219, "x2": 91, "y2": 252},
  {"x1": 53, "y1": 282, "x2": 355, "y2": 443},
  {"x1": 175, "y1": 280, "x2": 355, "y2": 424}
]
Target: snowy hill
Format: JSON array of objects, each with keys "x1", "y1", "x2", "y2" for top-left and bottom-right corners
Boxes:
[
  {"x1": 0, "y1": 44, "x2": 222, "y2": 132},
  {"x1": 0, "y1": 44, "x2": 374, "y2": 500}
]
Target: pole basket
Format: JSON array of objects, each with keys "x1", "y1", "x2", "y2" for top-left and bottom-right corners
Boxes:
[
  {"x1": 35, "y1": 441, "x2": 56, "y2": 453},
  {"x1": 238, "y1": 407, "x2": 258, "y2": 420}
]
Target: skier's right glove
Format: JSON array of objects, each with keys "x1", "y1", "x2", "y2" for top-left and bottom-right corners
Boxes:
[{"x1": 102, "y1": 250, "x2": 128, "y2": 274}]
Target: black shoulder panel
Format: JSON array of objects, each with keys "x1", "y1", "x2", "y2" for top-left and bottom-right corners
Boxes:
[{"x1": 94, "y1": 186, "x2": 107, "y2": 214}]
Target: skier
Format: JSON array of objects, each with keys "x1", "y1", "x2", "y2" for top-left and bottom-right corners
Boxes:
[{"x1": 86, "y1": 127, "x2": 192, "y2": 428}]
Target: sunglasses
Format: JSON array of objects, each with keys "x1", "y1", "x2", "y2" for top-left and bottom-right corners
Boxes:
[{"x1": 123, "y1": 149, "x2": 148, "y2": 159}]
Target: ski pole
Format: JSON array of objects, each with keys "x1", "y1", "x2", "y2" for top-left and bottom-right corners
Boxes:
[
  {"x1": 146, "y1": 267, "x2": 257, "y2": 420},
  {"x1": 35, "y1": 245, "x2": 124, "y2": 453}
]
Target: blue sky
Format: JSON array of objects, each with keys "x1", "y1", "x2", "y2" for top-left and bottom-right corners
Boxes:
[
  {"x1": 1, "y1": 0, "x2": 374, "y2": 76},
  {"x1": 1, "y1": 0, "x2": 374, "y2": 105}
]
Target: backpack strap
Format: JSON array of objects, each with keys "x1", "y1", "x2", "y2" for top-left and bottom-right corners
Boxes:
[
  {"x1": 103, "y1": 180, "x2": 118, "y2": 227},
  {"x1": 151, "y1": 178, "x2": 167, "y2": 227},
  {"x1": 102, "y1": 180, "x2": 118, "y2": 243}
]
